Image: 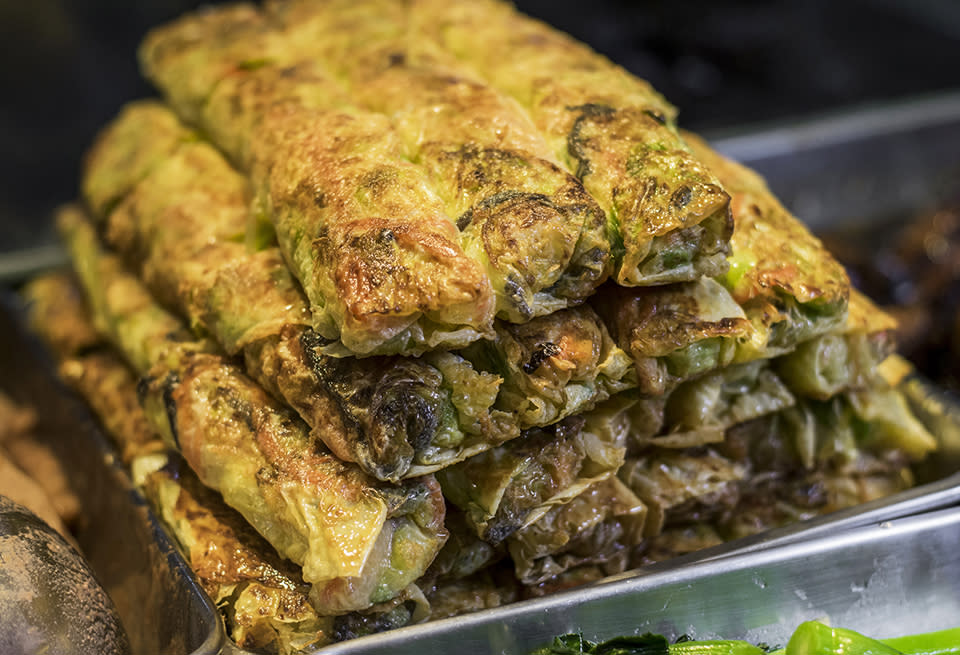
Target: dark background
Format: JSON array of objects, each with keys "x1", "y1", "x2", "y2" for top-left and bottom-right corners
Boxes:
[{"x1": 2, "y1": 0, "x2": 959, "y2": 257}]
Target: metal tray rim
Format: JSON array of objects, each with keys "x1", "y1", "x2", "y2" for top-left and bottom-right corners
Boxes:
[{"x1": 316, "y1": 504, "x2": 960, "y2": 654}]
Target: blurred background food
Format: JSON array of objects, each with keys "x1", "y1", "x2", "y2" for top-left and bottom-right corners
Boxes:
[
  {"x1": 823, "y1": 206, "x2": 960, "y2": 395},
  {"x1": 0, "y1": 393, "x2": 78, "y2": 540}
]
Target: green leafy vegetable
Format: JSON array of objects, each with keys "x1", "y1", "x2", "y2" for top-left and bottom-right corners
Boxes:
[
  {"x1": 531, "y1": 623, "x2": 960, "y2": 655},
  {"x1": 783, "y1": 621, "x2": 903, "y2": 655},
  {"x1": 671, "y1": 640, "x2": 767, "y2": 655},
  {"x1": 882, "y1": 627, "x2": 960, "y2": 655},
  {"x1": 530, "y1": 633, "x2": 669, "y2": 655}
]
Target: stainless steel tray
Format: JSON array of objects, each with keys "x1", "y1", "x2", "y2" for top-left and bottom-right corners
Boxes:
[
  {"x1": 710, "y1": 91, "x2": 960, "y2": 231},
  {"x1": 3, "y1": 93, "x2": 960, "y2": 654},
  {"x1": 314, "y1": 505, "x2": 960, "y2": 655}
]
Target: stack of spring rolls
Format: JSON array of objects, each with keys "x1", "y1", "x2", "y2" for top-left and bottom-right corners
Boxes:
[{"x1": 24, "y1": 0, "x2": 938, "y2": 651}]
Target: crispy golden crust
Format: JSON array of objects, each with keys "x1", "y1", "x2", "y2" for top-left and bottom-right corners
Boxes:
[
  {"x1": 255, "y1": 105, "x2": 495, "y2": 350},
  {"x1": 462, "y1": 305, "x2": 637, "y2": 427},
  {"x1": 141, "y1": 7, "x2": 498, "y2": 352},
  {"x1": 553, "y1": 104, "x2": 731, "y2": 265},
  {"x1": 170, "y1": 354, "x2": 375, "y2": 520},
  {"x1": 81, "y1": 101, "x2": 194, "y2": 219},
  {"x1": 82, "y1": 103, "x2": 521, "y2": 483},
  {"x1": 22, "y1": 272, "x2": 102, "y2": 357},
  {"x1": 273, "y1": 10, "x2": 614, "y2": 314},
  {"x1": 106, "y1": 141, "x2": 264, "y2": 323},
  {"x1": 435, "y1": 144, "x2": 611, "y2": 320},
  {"x1": 684, "y1": 132, "x2": 850, "y2": 311},
  {"x1": 342, "y1": 42, "x2": 555, "y2": 161},
  {"x1": 57, "y1": 205, "x2": 210, "y2": 373},
  {"x1": 407, "y1": 0, "x2": 732, "y2": 285},
  {"x1": 139, "y1": 0, "x2": 731, "y2": 347},
  {"x1": 60, "y1": 353, "x2": 164, "y2": 464},
  {"x1": 24, "y1": 273, "x2": 164, "y2": 463},
  {"x1": 147, "y1": 457, "x2": 432, "y2": 649},
  {"x1": 203, "y1": 59, "x2": 346, "y2": 170},
  {"x1": 97, "y1": 122, "x2": 311, "y2": 354},
  {"x1": 146, "y1": 457, "x2": 316, "y2": 597},
  {"x1": 264, "y1": 24, "x2": 613, "y2": 316},
  {"x1": 846, "y1": 287, "x2": 897, "y2": 335},
  {"x1": 59, "y1": 206, "x2": 448, "y2": 610},
  {"x1": 144, "y1": 349, "x2": 448, "y2": 612},
  {"x1": 593, "y1": 278, "x2": 751, "y2": 395},
  {"x1": 138, "y1": 3, "x2": 280, "y2": 125}
]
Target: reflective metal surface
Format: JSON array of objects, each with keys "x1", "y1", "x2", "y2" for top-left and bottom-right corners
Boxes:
[
  {"x1": 710, "y1": 91, "x2": 960, "y2": 231},
  {"x1": 321, "y1": 506, "x2": 960, "y2": 654}
]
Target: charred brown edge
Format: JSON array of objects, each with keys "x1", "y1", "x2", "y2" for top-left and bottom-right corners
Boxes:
[
  {"x1": 565, "y1": 103, "x2": 616, "y2": 180},
  {"x1": 299, "y1": 329, "x2": 443, "y2": 480}
]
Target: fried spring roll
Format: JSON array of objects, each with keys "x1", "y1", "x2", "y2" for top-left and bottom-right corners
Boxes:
[
  {"x1": 83, "y1": 101, "x2": 517, "y2": 482},
  {"x1": 405, "y1": 0, "x2": 733, "y2": 285},
  {"x1": 507, "y1": 477, "x2": 646, "y2": 586},
  {"x1": 26, "y1": 274, "x2": 332, "y2": 651},
  {"x1": 719, "y1": 405, "x2": 924, "y2": 542},
  {"x1": 62, "y1": 209, "x2": 213, "y2": 374},
  {"x1": 593, "y1": 277, "x2": 752, "y2": 396},
  {"x1": 438, "y1": 399, "x2": 632, "y2": 544},
  {"x1": 24, "y1": 275, "x2": 163, "y2": 464},
  {"x1": 658, "y1": 360, "x2": 796, "y2": 448},
  {"x1": 725, "y1": 387, "x2": 937, "y2": 472},
  {"x1": 631, "y1": 524, "x2": 725, "y2": 567},
  {"x1": 684, "y1": 133, "x2": 851, "y2": 361},
  {"x1": 459, "y1": 305, "x2": 637, "y2": 428},
  {"x1": 82, "y1": 102, "x2": 641, "y2": 481},
  {"x1": 775, "y1": 289, "x2": 898, "y2": 399},
  {"x1": 258, "y1": 10, "x2": 613, "y2": 321},
  {"x1": 618, "y1": 448, "x2": 749, "y2": 537},
  {"x1": 141, "y1": 7, "x2": 495, "y2": 356},
  {"x1": 624, "y1": 379, "x2": 933, "y2": 543},
  {"x1": 81, "y1": 101, "x2": 196, "y2": 220},
  {"x1": 143, "y1": 455, "x2": 334, "y2": 652},
  {"x1": 57, "y1": 206, "x2": 448, "y2": 613},
  {"x1": 419, "y1": 506, "x2": 516, "y2": 620},
  {"x1": 256, "y1": 105, "x2": 496, "y2": 355},
  {"x1": 424, "y1": 565, "x2": 519, "y2": 620},
  {"x1": 423, "y1": 506, "x2": 505, "y2": 587},
  {"x1": 721, "y1": 461, "x2": 915, "y2": 542},
  {"x1": 597, "y1": 132, "x2": 858, "y2": 391},
  {"x1": 143, "y1": 454, "x2": 431, "y2": 652},
  {"x1": 708, "y1": 386, "x2": 933, "y2": 541},
  {"x1": 649, "y1": 290, "x2": 899, "y2": 447},
  {"x1": 138, "y1": 3, "x2": 282, "y2": 127},
  {"x1": 142, "y1": 3, "x2": 612, "y2": 343},
  {"x1": 22, "y1": 272, "x2": 101, "y2": 357}
]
